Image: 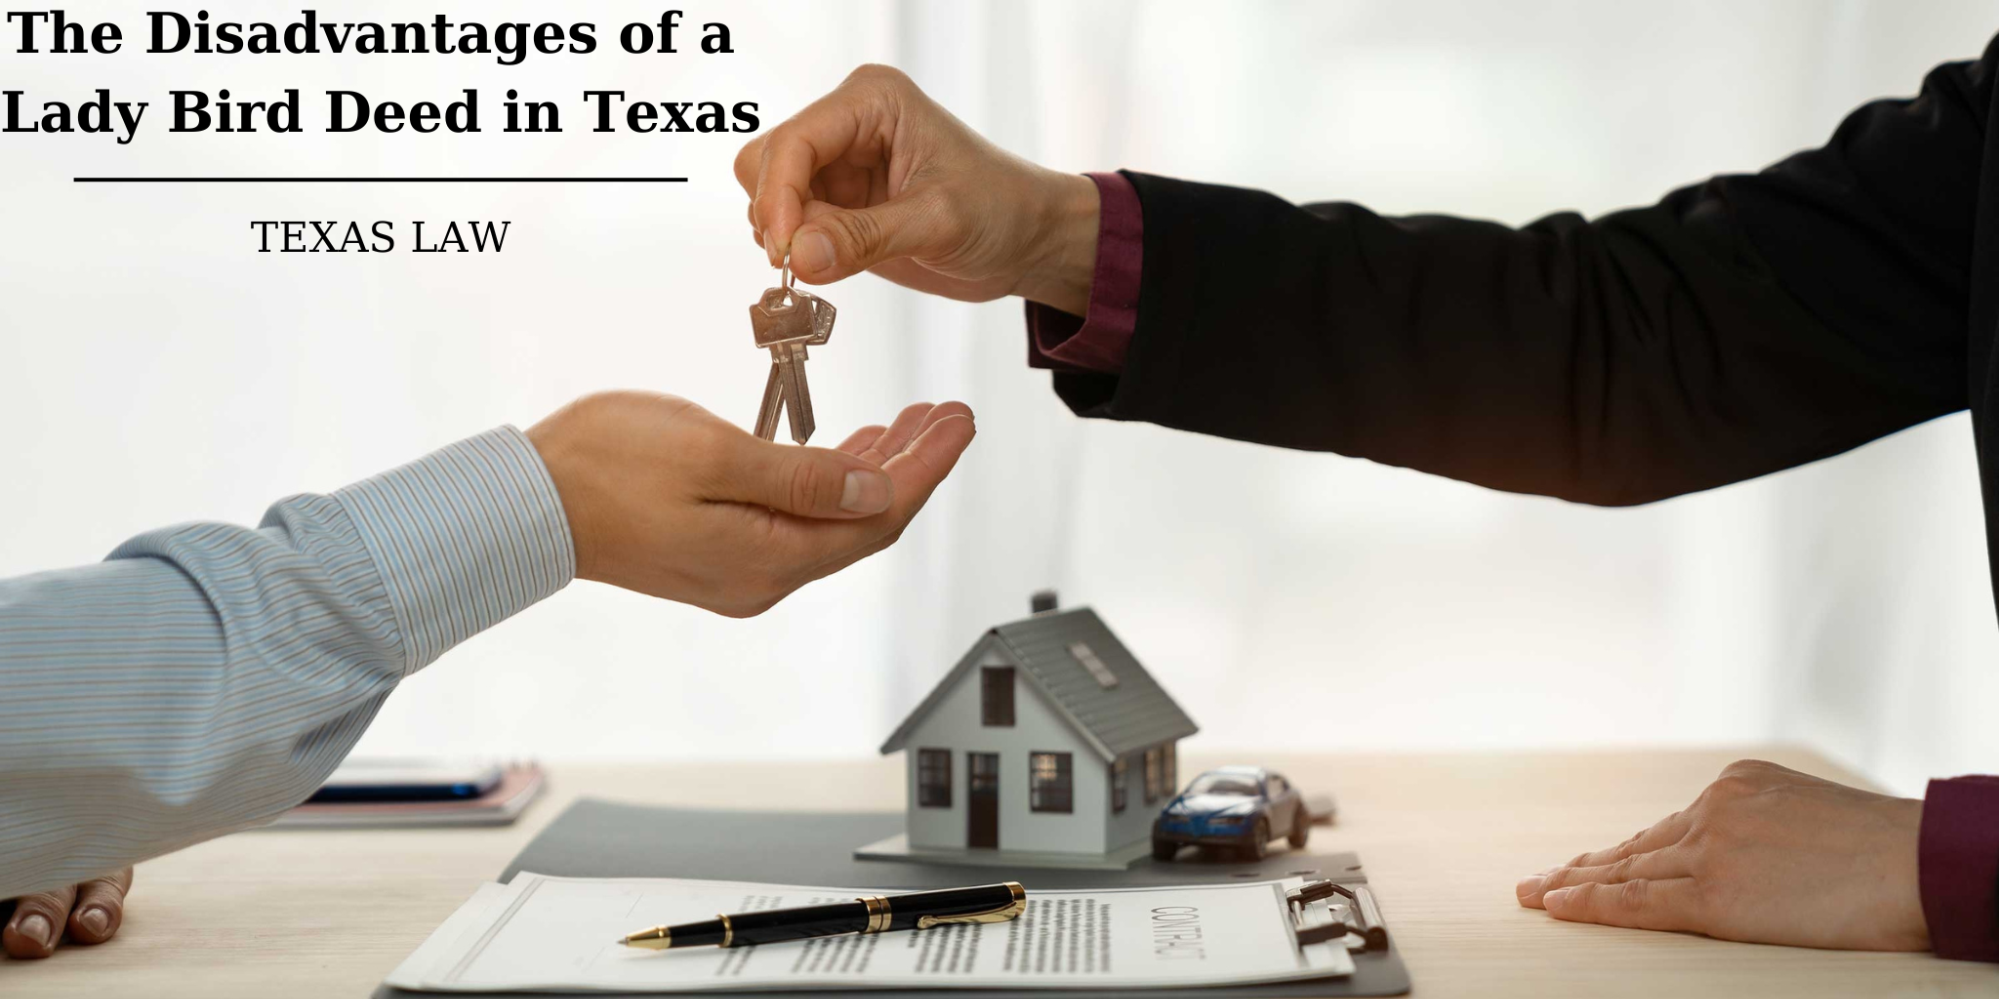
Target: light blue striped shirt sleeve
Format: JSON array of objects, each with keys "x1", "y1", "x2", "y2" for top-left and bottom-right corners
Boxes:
[{"x1": 0, "y1": 426, "x2": 573, "y2": 899}]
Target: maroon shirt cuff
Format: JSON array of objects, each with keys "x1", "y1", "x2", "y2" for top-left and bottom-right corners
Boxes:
[
  {"x1": 1025, "y1": 171, "x2": 1143, "y2": 374},
  {"x1": 1922, "y1": 775, "x2": 1999, "y2": 961}
]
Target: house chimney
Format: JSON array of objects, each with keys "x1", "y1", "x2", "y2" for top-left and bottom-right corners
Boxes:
[{"x1": 1030, "y1": 589, "x2": 1059, "y2": 614}]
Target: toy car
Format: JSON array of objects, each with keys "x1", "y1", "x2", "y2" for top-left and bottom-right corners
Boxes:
[{"x1": 1151, "y1": 765, "x2": 1317, "y2": 861}]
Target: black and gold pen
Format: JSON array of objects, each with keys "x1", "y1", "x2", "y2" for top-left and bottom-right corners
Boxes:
[{"x1": 618, "y1": 881, "x2": 1026, "y2": 950}]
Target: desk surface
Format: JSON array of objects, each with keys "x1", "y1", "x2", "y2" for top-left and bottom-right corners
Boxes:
[{"x1": 4, "y1": 747, "x2": 1996, "y2": 998}]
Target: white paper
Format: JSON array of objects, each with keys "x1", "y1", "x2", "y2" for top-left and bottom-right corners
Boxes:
[{"x1": 386, "y1": 873, "x2": 1356, "y2": 993}]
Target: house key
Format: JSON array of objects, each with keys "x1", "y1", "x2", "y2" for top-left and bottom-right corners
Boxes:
[{"x1": 749, "y1": 256, "x2": 836, "y2": 444}]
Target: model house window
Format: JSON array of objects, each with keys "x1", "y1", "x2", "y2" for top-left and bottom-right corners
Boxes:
[
  {"x1": 1143, "y1": 747, "x2": 1162, "y2": 804},
  {"x1": 1165, "y1": 742, "x2": 1178, "y2": 796},
  {"x1": 981, "y1": 667, "x2": 1015, "y2": 727},
  {"x1": 1069, "y1": 642, "x2": 1118, "y2": 688},
  {"x1": 1111, "y1": 757, "x2": 1128, "y2": 813},
  {"x1": 1029, "y1": 752, "x2": 1073, "y2": 813},
  {"x1": 917, "y1": 748, "x2": 952, "y2": 807}
]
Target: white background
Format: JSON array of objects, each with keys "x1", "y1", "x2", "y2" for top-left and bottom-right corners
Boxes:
[{"x1": 2, "y1": 1, "x2": 1996, "y2": 795}]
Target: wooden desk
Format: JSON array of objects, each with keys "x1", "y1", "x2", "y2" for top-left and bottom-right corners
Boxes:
[{"x1": 3, "y1": 747, "x2": 1996, "y2": 997}]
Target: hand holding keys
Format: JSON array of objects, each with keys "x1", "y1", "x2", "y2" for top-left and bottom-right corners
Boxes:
[{"x1": 750, "y1": 257, "x2": 836, "y2": 444}]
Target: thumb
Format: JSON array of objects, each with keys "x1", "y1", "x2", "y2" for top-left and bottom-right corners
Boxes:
[
  {"x1": 789, "y1": 194, "x2": 948, "y2": 284},
  {"x1": 718, "y1": 438, "x2": 896, "y2": 518}
]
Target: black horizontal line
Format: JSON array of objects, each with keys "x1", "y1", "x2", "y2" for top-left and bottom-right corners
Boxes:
[{"x1": 73, "y1": 176, "x2": 690, "y2": 183}]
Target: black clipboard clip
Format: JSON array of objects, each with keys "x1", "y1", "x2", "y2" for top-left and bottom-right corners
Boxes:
[{"x1": 1287, "y1": 880, "x2": 1390, "y2": 953}]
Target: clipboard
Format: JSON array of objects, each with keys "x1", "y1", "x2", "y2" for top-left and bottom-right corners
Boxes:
[
  {"x1": 1290, "y1": 880, "x2": 1390, "y2": 952},
  {"x1": 373, "y1": 798, "x2": 1412, "y2": 998}
]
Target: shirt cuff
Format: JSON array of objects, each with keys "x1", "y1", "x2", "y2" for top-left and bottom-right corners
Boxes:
[
  {"x1": 1025, "y1": 170, "x2": 1144, "y2": 374},
  {"x1": 333, "y1": 425, "x2": 576, "y2": 675},
  {"x1": 1920, "y1": 775, "x2": 1999, "y2": 961}
]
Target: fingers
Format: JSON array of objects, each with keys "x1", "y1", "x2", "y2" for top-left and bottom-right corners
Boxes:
[
  {"x1": 712, "y1": 435, "x2": 897, "y2": 519},
  {"x1": 66, "y1": 868, "x2": 133, "y2": 945},
  {"x1": 906, "y1": 401, "x2": 977, "y2": 447},
  {"x1": 739, "y1": 68, "x2": 902, "y2": 265},
  {"x1": 3, "y1": 882, "x2": 78, "y2": 959},
  {"x1": 835, "y1": 425, "x2": 889, "y2": 456},
  {"x1": 789, "y1": 194, "x2": 952, "y2": 285},
  {"x1": 793, "y1": 405, "x2": 976, "y2": 568},
  {"x1": 1517, "y1": 848, "x2": 1688, "y2": 908},
  {"x1": 734, "y1": 132, "x2": 769, "y2": 200},
  {"x1": 0, "y1": 867, "x2": 135, "y2": 958},
  {"x1": 1563, "y1": 810, "x2": 1694, "y2": 871},
  {"x1": 857, "y1": 402, "x2": 942, "y2": 465},
  {"x1": 1541, "y1": 878, "x2": 1703, "y2": 933},
  {"x1": 869, "y1": 409, "x2": 977, "y2": 522}
]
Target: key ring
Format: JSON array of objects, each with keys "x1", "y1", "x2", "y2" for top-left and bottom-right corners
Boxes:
[{"x1": 779, "y1": 254, "x2": 796, "y2": 307}]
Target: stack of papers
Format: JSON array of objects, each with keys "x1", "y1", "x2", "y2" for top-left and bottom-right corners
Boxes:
[{"x1": 387, "y1": 873, "x2": 1356, "y2": 993}]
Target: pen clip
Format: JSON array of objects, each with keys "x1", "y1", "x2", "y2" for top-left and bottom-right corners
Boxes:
[{"x1": 914, "y1": 882, "x2": 1028, "y2": 929}]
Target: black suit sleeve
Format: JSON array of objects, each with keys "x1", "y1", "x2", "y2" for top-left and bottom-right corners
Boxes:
[{"x1": 1052, "y1": 41, "x2": 1988, "y2": 506}]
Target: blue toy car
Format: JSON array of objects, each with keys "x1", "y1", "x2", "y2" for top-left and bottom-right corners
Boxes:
[{"x1": 1151, "y1": 765, "x2": 1313, "y2": 861}]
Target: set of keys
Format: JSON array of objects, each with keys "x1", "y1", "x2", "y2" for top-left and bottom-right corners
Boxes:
[{"x1": 748, "y1": 256, "x2": 837, "y2": 445}]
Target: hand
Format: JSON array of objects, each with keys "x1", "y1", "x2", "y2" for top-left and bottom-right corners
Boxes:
[
  {"x1": 527, "y1": 392, "x2": 975, "y2": 618},
  {"x1": 735, "y1": 64, "x2": 1101, "y2": 315},
  {"x1": 2, "y1": 868, "x2": 132, "y2": 959},
  {"x1": 1515, "y1": 759, "x2": 1927, "y2": 951}
]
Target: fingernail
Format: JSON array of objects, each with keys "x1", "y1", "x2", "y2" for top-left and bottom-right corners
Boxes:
[
  {"x1": 1514, "y1": 875, "x2": 1545, "y2": 897},
  {"x1": 840, "y1": 470, "x2": 892, "y2": 514},
  {"x1": 763, "y1": 231, "x2": 785, "y2": 267},
  {"x1": 1542, "y1": 888, "x2": 1571, "y2": 908},
  {"x1": 792, "y1": 231, "x2": 835, "y2": 274},
  {"x1": 18, "y1": 913, "x2": 51, "y2": 947},
  {"x1": 77, "y1": 907, "x2": 110, "y2": 936}
]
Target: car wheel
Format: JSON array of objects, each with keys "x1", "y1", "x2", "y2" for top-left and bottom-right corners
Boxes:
[
  {"x1": 1289, "y1": 813, "x2": 1310, "y2": 849},
  {"x1": 1152, "y1": 837, "x2": 1179, "y2": 862},
  {"x1": 1243, "y1": 819, "x2": 1270, "y2": 861}
]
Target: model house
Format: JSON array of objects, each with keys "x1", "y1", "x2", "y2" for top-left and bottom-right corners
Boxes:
[{"x1": 865, "y1": 592, "x2": 1199, "y2": 866}]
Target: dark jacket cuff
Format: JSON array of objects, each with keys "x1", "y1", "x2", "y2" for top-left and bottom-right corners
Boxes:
[{"x1": 1921, "y1": 775, "x2": 1999, "y2": 961}]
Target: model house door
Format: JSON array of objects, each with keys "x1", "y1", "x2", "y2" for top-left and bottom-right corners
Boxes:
[{"x1": 967, "y1": 752, "x2": 999, "y2": 849}]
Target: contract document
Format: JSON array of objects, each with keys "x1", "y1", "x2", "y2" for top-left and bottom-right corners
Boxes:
[{"x1": 385, "y1": 873, "x2": 1356, "y2": 993}]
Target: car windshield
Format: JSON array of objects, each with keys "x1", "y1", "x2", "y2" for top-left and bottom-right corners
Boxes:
[{"x1": 1185, "y1": 773, "x2": 1260, "y2": 797}]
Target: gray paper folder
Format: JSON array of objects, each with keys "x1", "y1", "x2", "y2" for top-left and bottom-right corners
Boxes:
[{"x1": 377, "y1": 799, "x2": 1412, "y2": 997}]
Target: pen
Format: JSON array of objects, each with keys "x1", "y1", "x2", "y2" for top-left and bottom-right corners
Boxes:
[{"x1": 618, "y1": 881, "x2": 1026, "y2": 950}]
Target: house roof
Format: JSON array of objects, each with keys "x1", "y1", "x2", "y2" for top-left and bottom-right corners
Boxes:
[{"x1": 880, "y1": 607, "x2": 1199, "y2": 763}]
